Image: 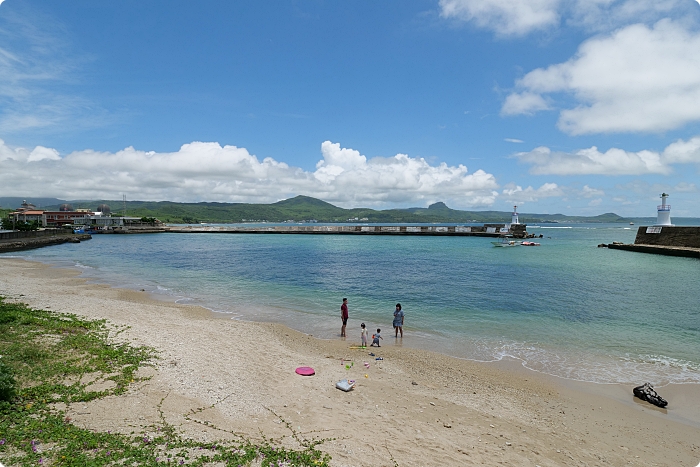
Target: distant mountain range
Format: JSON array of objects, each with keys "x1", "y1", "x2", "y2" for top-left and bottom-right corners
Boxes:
[{"x1": 0, "y1": 195, "x2": 670, "y2": 224}]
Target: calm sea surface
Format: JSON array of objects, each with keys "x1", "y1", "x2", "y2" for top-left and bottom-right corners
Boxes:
[{"x1": 3, "y1": 223, "x2": 699, "y2": 386}]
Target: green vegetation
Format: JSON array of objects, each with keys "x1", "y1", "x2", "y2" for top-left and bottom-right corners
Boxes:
[
  {"x1": 1, "y1": 218, "x2": 39, "y2": 231},
  {"x1": 40, "y1": 195, "x2": 633, "y2": 224},
  {"x1": 0, "y1": 297, "x2": 331, "y2": 466}
]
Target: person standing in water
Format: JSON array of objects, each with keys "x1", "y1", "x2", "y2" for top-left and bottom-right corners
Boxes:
[
  {"x1": 360, "y1": 323, "x2": 368, "y2": 348},
  {"x1": 340, "y1": 298, "x2": 349, "y2": 337},
  {"x1": 393, "y1": 303, "x2": 404, "y2": 338}
]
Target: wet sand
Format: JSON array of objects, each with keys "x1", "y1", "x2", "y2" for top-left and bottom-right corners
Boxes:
[{"x1": 1, "y1": 257, "x2": 699, "y2": 466}]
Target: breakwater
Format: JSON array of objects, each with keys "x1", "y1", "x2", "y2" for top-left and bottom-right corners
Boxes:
[
  {"x1": 0, "y1": 229, "x2": 92, "y2": 252},
  {"x1": 167, "y1": 223, "x2": 529, "y2": 237},
  {"x1": 633, "y1": 226, "x2": 700, "y2": 248},
  {"x1": 605, "y1": 226, "x2": 700, "y2": 259}
]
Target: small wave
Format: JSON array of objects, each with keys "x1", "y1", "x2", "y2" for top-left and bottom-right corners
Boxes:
[{"x1": 540, "y1": 226, "x2": 573, "y2": 229}]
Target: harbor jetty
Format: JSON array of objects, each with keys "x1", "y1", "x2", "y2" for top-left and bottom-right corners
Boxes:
[
  {"x1": 604, "y1": 193, "x2": 700, "y2": 259},
  {"x1": 0, "y1": 229, "x2": 91, "y2": 253},
  {"x1": 166, "y1": 205, "x2": 532, "y2": 238},
  {"x1": 166, "y1": 223, "x2": 530, "y2": 238},
  {"x1": 607, "y1": 226, "x2": 700, "y2": 259}
]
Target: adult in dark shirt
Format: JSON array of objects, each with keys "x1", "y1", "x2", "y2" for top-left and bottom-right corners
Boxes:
[{"x1": 340, "y1": 298, "x2": 349, "y2": 337}]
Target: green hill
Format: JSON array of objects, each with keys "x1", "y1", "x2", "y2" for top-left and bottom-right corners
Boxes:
[{"x1": 36, "y1": 195, "x2": 634, "y2": 224}]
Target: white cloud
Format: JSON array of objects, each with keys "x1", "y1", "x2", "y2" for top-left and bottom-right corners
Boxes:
[
  {"x1": 501, "y1": 92, "x2": 551, "y2": 116},
  {"x1": 439, "y1": 0, "x2": 698, "y2": 36},
  {"x1": 503, "y1": 20, "x2": 700, "y2": 134},
  {"x1": 581, "y1": 185, "x2": 605, "y2": 198},
  {"x1": 662, "y1": 136, "x2": 700, "y2": 164},
  {"x1": 0, "y1": 139, "x2": 501, "y2": 209},
  {"x1": 569, "y1": 0, "x2": 694, "y2": 32},
  {"x1": 514, "y1": 145, "x2": 669, "y2": 175},
  {"x1": 501, "y1": 182, "x2": 563, "y2": 203},
  {"x1": 588, "y1": 198, "x2": 603, "y2": 207},
  {"x1": 513, "y1": 135, "x2": 700, "y2": 175},
  {"x1": 439, "y1": 0, "x2": 560, "y2": 36},
  {"x1": 504, "y1": 138, "x2": 524, "y2": 143}
]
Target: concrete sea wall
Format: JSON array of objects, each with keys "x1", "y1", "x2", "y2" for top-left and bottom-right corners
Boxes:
[
  {"x1": 0, "y1": 229, "x2": 91, "y2": 252},
  {"x1": 168, "y1": 223, "x2": 530, "y2": 238},
  {"x1": 633, "y1": 226, "x2": 700, "y2": 248}
]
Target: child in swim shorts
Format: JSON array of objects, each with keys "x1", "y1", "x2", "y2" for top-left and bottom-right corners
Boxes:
[
  {"x1": 370, "y1": 328, "x2": 382, "y2": 347},
  {"x1": 361, "y1": 323, "x2": 368, "y2": 348}
]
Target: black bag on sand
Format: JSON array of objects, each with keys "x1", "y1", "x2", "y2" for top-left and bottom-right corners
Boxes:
[{"x1": 633, "y1": 383, "x2": 668, "y2": 408}]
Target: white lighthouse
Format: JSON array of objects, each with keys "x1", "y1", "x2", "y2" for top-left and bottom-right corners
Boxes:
[
  {"x1": 511, "y1": 205, "x2": 520, "y2": 225},
  {"x1": 655, "y1": 193, "x2": 673, "y2": 226}
]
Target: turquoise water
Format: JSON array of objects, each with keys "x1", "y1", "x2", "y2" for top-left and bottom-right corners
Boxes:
[{"x1": 3, "y1": 224, "x2": 699, "y2": 385}]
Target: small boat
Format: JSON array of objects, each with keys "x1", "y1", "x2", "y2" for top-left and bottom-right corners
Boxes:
[
  {"x1": 492, "y1": 235, "x2": 520, "y2": 247},
  {"x1": 630, "y1": 222, "x2": 634, "y2": 225},
  {"x1": 520, "y1": 241, "x2": 540, "y2": 246}
]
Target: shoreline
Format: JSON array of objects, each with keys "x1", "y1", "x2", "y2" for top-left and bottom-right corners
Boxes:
[
  {"x1": 2, "y1": 256, "x2": 700, "y2": 466},
  {"x1": 7, "y1": 248, "x2": 695, "y2": 389}
]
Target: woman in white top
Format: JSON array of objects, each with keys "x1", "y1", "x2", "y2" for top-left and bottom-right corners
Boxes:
[{"x1": 393, "y1": 303, "x2": 404, "y2": 338}]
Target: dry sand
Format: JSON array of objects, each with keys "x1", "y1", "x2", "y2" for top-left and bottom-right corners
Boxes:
[{"x1": 1, "y1": 257, "x2": 699, "y2": 466}]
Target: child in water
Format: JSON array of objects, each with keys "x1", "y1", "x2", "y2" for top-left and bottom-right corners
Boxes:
[
  {"x1": 370, "y1": 328, "x2": 383, "y2": 347},
  {"x1": 361, "y1": 323, "x2": 369, "y2": 348}
]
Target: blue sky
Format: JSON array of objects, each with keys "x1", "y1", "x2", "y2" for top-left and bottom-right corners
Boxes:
[{"x1": 1, "y1": 0, "x2": 700, "y2": 216}]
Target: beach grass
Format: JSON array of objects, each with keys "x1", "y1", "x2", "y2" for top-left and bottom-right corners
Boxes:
[{"x1": 0, "y1": 297, "x2": 332, "y2": 466}]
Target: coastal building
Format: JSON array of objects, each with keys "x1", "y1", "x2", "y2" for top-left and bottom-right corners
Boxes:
[
  {"x1": 655, "y1": 193, "x2": 673, "y2": 226},
  {"x1": 9, "y1": 201, "x2": 90, "y2": 227},
  {"x1": 43, "y1": 211, "x2": 89, "y2": 227},
  {"x1": 511, "y1": 206, "x2": 519, "y2": 225},
  {"x1": 10, "y1": 209, "x2": 45, "y2": 225},
  {"x1": 73, "y1": 214, "x2": 164, "y2": 232},
  {"x1": 74, "y1": 214, "x2": 133, "y2": 228}
]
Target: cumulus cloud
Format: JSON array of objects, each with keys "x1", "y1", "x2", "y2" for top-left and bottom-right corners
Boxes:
[
  {"x1": 439, "y1": 0, "x2": 560, "y2": 36},
  {"x1": 513, "y1": 145, "x2": 669, "y2": 175},
  {"x1": 513, "y1": 134, "x2": 700, "y2": 175},
  {"x1": 662, "y1": 136, "x2": 700, "y2": 164},
  {"x1": 0, "y1": 139, "x2": 501, "y2": 209},
  {"x1": 503, "y1": 20, "x2": 700, "y2": 134},
  {"x1": 501, "y1": 182, "x2": 563, "y2": 203}
]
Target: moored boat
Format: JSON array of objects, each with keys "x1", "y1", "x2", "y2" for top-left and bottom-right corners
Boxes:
[{"x1": 492, "y1": 235, "x2": 520, "y2": 247}]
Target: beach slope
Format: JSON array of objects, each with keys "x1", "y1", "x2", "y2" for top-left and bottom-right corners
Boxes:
[{"x1": 1, "y1": 258, "x2": 698, "y2": 466}]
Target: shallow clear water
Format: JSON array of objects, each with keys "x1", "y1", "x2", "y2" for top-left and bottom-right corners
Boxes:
[{"x1": 4, "y1": 223, "x2": 699, "y2": 385}]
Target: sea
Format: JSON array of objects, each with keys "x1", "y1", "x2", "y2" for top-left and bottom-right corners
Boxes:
[{"x1": 3, "y1": 223, "x2": 699, "y2": 387}]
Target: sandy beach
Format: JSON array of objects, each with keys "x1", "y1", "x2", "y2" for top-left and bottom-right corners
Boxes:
[{"x1": 1, "y1": 257, "x2": 699, "y2": 467}]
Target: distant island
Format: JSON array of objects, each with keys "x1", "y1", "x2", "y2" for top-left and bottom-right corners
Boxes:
[{"x1": 1, "y1": 195, "x2": 649, "y2": 224}]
